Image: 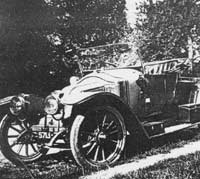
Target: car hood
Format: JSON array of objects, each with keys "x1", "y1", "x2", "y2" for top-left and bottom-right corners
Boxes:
[{"x1": 59, "y1": 68, "x2": 141, "y2": 105}]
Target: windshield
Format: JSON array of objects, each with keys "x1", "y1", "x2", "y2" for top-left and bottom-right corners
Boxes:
[{"x1": 78, "y1": 43, "x2": 138, "y2": 71}]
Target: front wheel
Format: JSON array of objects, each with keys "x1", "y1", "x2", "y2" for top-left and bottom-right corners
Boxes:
[
  {"x1": 0, "y1": 114, "x2": 47, "y2": 165},
  {"x1": 70, "y1": 106, "x2": 126, "y2": 168}
]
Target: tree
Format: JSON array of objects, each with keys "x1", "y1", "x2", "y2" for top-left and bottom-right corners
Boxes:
[
  {"x1": 136, "y1": 0, "x2": 200, "y2": 62},
  {"x1": 0, "y1": 0, "x2": 57, "y2": 96},
  {"x1": 47, "y1": 0, "x2": 130, "y2": 71},
  {"x1": 48, "y1": 0, "x2": 128, "y2": 47},
  {"x1": 0, "y1": 0, "x2": 130, "y2": 97}
]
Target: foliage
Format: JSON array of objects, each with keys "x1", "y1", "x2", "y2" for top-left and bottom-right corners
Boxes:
[
  {"x1": 0, "y1": 0, "x2": 56, "y2": 96},
  {"x1": 0, "y1": 0, "x2": 129, "y2": 97},
  {"x1": 112, "y1": 151, "x2": 200, "y2": 179},
  {"x1": 48, "y1": 0, "x2": 128, "y2": 47},
  {"x1": 136, "y1": 0, "x2": 200, "y2": 62},
  {"x1": 47, "y1": 0, "x2": 131, "y2": 73}
]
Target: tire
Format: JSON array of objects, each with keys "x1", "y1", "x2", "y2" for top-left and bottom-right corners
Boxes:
[
  {"x1": 0, "y1": 114, "x2": 47, "y2": 166},
  {"x1": 70, "y1": 106, "x2": 126, "y2": 168}
]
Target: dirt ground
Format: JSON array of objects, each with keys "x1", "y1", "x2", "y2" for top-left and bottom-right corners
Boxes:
[
  {"x1": 0, "y1": 149, "x2": 82, "y2": 179},
  {"x1": 0, "y1": 151, "x2": 9, "y2": 166}
]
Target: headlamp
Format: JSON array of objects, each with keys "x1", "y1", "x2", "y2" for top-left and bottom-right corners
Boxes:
[
  {"x1": 44, "y1": 95, "x2": 59, "y2": 115},
  {"x1": 10, "y1": 96, "x2": 25, "y2": 115}
]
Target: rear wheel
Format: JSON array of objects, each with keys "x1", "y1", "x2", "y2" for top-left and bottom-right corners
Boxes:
[
  {"x1": 70, "y1": 106, "x2": 126, "y2": 168},
  {"x1": 0, "y1": 114, "x2": 47, "y2": 165}
]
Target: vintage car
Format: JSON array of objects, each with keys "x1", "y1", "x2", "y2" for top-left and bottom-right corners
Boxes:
[{"x1": 0, "y1": 58, "x2": 200, "y2": 168}]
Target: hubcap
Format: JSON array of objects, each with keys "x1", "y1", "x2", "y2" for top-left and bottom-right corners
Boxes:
[
  {"x1": 97, "y1": 132, "x2": 106, "y2": 140},
  {"x1": 17, "y1": 130, "x2": 33, "y2": 144},
  {"x1": 93, "y1": 129, "x2": 107, "y2": 144}
]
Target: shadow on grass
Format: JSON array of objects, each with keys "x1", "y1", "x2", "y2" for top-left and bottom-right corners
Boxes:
[
  {"x1": 124, "y1": 127, "x2": 200, "y2": 164},
  {"x1": 0, "y1": 150, "x2": 83, "y2": 179}
]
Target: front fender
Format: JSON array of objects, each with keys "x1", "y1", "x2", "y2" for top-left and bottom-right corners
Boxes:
[
  {"x1": 0, "y1": 96, "x2": 13, "y2": 120},
  {"x1": 69, "y1": 92, "x2": 147, "y2": 139}
]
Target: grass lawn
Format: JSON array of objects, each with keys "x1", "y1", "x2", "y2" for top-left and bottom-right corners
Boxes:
[
  {"x1": 111, "y1": 151, "x2": 200, "y2": 179},
  {"x1": 1, "y1": 127, "x2": 200, "y2": 179}
]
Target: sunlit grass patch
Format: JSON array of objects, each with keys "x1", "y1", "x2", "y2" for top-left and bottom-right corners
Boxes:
[{"x1": 111, "y1": 152, "x2": 200, "y2": 179}]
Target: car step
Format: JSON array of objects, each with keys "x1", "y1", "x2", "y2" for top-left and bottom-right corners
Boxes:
[
  {"x1": 143, "y1": 121, "x2": 165, "y2": 137},
  {"x1": 149, "y1": 122, "x2": 200, "y2": 139}
]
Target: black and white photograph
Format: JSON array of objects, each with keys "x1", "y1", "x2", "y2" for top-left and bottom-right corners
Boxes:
[{"x1": 1, "y1": 0, "x2": 200, "y2": 178}]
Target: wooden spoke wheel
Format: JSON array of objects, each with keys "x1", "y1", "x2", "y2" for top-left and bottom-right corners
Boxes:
[
  {"x1": 0, "y1": 114, "x2": 47, "y2": 165},
  {"x1": 70, "y1": 106, "x2": 126, "y2": 168}
]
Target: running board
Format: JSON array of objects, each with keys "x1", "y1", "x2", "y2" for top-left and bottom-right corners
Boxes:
[{"x1": 149, "y1": 122, "x2": 200, "y2": 139}]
